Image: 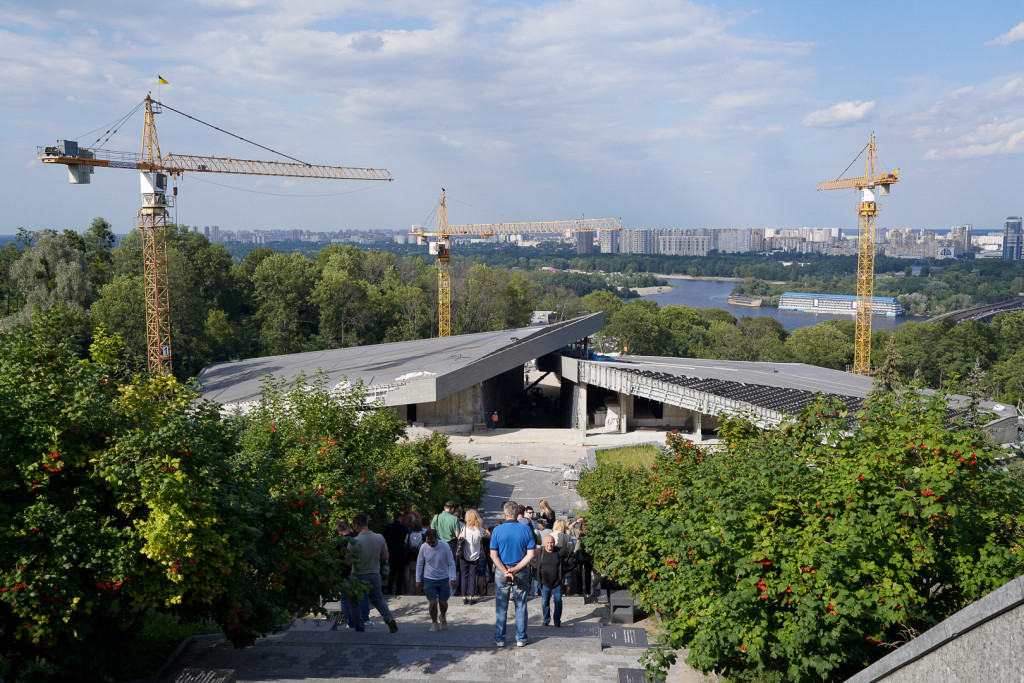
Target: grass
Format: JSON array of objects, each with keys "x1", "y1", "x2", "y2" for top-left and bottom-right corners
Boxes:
[{"x1": 595, "y1": 444, "x2": 660, "y2": 469}]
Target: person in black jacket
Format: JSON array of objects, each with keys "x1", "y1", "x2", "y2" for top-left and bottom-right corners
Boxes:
[
  {"x1": 383, "y1": 513, "x2": 410, "y2": 595},
  {"x1": 533, "y1": 534, "x2": 575, "y2": 627}
]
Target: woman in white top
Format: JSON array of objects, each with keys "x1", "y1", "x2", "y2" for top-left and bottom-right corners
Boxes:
[{"x1": 457, "y1": 509, "x2": 488, "y2": 604}]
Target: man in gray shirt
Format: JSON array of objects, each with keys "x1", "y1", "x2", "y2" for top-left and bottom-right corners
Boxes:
[{"x1": 348, "y1": 514, "x2": 398, "y2": 633}]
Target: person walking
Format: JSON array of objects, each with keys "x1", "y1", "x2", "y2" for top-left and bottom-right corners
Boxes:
[
  {"x1": 415, "y1": 529, "x2": 457, "y2": 631},
  {"x1": 489, "y1": 500, "x2": 536, "y2": 648},
  {"x1": 348, "y1": 514, "x2": 399, "y2": 633},
  {"x1": 336, "y1": 517, "x2": 370, "y2": 628},
  {"x1": 404, "y1": 517, "x2": 426, "y2": 593},
  {"x1": 431, "y1": 501, "x2": 461, "y2": 557},
  {"x1": 383, "y1": 513, "x2": 410, "y2": 595},
  {"x1": 534, "y1": 534, "x2": 575, "y2": 627},
  {"x1": 570, "y1": 517, "x2": 594, "y2": 597},
  {"x1": 459, "y1": 509, "x2": 488, "y2": 605}
]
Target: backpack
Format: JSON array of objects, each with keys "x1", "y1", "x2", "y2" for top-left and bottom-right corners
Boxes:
[{"x1": 405, "y1": 530, "x2": 424, "y2": 563}]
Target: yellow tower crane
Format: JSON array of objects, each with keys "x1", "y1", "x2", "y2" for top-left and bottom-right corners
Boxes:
[
  {"x1": 410, "y1": 190, "x2": 621, "y2": 337},
  {"x1": 816, "y1": 134, "x2": 899, "y2": 375},
  {"x1": 39, "y1": 93, "x2": 392, "y2": 374}
]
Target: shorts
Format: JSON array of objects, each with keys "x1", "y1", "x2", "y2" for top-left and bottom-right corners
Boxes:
[{"x1": 423, "y1": 577, "x2": 451, "y2": 602}]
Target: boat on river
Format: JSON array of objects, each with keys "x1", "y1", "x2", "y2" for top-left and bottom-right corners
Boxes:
[{"x1": 727, "y1": 295, "x2": 762, "y2": 307}]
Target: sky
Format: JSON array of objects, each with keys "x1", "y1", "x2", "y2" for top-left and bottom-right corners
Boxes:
[{"x1": 2, "y1": 1, "x2": 1024, "y2": 235}]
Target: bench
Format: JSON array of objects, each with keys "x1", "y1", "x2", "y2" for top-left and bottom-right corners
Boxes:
[{"x1": 608, "y1": 589, "x2": 635, "y2": 624}]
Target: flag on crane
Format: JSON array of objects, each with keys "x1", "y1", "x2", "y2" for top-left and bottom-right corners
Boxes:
[{"x1": 157, "y1": 75, "x2": 169, "y2": 84}]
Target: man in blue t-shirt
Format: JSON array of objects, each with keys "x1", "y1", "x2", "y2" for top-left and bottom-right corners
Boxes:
[{"x1": 489, "y1": 500, "x2": 536, "y2": 647}]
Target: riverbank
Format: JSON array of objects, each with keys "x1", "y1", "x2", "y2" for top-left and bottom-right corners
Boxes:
[
  {"x1": 631, "y1": 285, "x2": 674, "y2": 295},
  {"x1": 651, "y1": 273, "x2": 787, "y2": 284}
]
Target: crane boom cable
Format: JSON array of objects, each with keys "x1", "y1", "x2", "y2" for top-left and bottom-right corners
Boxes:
[
  {"x1": 86, "y1": 101, "x2": 146, "y2": 151},
  {"x1": 833, "y1": 138, "x2": 871, "y2": 182},
  {"x1": 154, "y1": 99, "x2": 312, "y2": 166}
]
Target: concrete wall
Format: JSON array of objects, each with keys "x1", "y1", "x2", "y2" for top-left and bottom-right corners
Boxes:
[
  {"x1": 417, "y1": 384, "x2": 481, "y2": 426},
  {"x1": 845, "y1": 574, "x2": 1024, "y2": 682}
]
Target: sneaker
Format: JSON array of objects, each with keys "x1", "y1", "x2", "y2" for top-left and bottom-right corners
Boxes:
[
  {"x1": 439, "y1": 616, "x2": 447, "y2": 630},
  {"x1": 495, "y1": 639, "x2": 506, "y2": 647},
  {"x1": 516, "y1": 640, "x2": 528, "y2": 647},
  {"x1": 387, "y1": 619, "x2": 398, "y2": 633},
  {"x1": 554, "y1": 623, "x2": 561, "y2": 628},
  {"x1": 430, "y1": 622, "x2": 440, "y2": 632},
  {"x1": 365, "y1": 620, "x2": 375, "y2": 628},
  {"x1": 542, "y1": 621, "x2": 549, "y2": 626}
]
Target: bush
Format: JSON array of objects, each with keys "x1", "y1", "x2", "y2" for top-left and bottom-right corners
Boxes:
[{"x1": 578, "y1": 391, "x2": 1024, "y2": 682}]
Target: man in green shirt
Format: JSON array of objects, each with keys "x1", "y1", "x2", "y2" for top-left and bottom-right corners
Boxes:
[
  {"x1": 431, "y1": 501, "x2": 461, "y2": 572},
  {"x1": 432, "y1": 501, "x2": 461, "y2": 543}
]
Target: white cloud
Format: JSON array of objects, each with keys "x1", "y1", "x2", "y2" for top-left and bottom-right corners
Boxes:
[
  {"x1": 986, "y1": 22, "x2": 1024, "y2": 47},
  {"x1": 924, "y1": 117, "x2": 1024, "y2": 159},
  {"x1": 801, "y1": 100, "x2": 875, "y2": 127}
]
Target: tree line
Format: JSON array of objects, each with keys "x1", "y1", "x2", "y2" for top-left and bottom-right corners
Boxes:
[
  {"x1": 579, "y1": 292, "x2": 1024, "y2": 406},
  {"x1": 3, "y1": 221, "x2": 1022, "y2": 404}
]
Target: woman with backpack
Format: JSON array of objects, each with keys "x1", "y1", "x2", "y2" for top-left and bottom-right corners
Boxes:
[{"x1": 404, "y1": 517, "x2": 426, "y2": 593}]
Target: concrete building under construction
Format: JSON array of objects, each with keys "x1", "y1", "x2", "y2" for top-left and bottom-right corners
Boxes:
[{"x1": 198, "y1": 313, "x2": 1018, "y2": 443}]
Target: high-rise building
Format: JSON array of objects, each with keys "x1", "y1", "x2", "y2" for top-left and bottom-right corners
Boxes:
[
  {"x1": 950, "y1": 224, "x2": 972, "y2": 254},
  {"x1": 576, "y1": 230, "x2": 595, "y2": 254},
  {"x1": 598, "y1": 230, "x2": 619, "y2": 253},
  {"x1": 1003, "y1": 216, "x2": 1022, "y2": 260}
]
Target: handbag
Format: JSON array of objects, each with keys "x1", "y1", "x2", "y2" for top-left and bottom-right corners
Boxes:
[{"x1": 455, "y1": 536, "x2": 466, "y2": 560}]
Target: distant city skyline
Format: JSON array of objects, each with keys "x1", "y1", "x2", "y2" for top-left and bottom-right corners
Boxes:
[{"x1": 3, "y1": 3, "x2": 1024, "y2": 234}]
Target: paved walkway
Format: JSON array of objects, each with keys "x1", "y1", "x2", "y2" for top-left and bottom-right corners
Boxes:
[
  {"x1": 157, "y1": 458, "x2": 717, "y2": 682},
  {"x1": 163, "y1": 595, "x2": 653, "y2": 682}
]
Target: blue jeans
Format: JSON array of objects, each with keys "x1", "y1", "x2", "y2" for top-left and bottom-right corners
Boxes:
[
  {"x1": 340, "y1": 588, "x2": 369, "y2": 625},
  {"x1": 540, "y1": 584, "x2": 562, "y2": 625},
  {"x1": 494, "y1": 570, "x2": 529, "y2": 644},
  {"x1": 348, "y1": 572, "x2": 393, "y2": 630}
]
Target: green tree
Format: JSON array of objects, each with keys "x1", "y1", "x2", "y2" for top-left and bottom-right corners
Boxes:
[
  {"x1": 605, "y1": 300, "x2": 671, "y2": 355},
  {"x1": 313, "y1": 268, "x2": 369, "y2": 347},
  {"x1": 659, "y1": 305, "x2": 709, "y2": 357},
  {"x1": 453, "y1": 263, "x2": 538, "y2": 334},
  {"x1": 252, "y1": 253, "x2": 319, "y2": 355},
  {"x1": 785, "y1": 319, "x2": 854, "y2": 370},
  {"x1": 0, "y1": 311, "x2": 347, "y2": 681},
  {"x1": 89, "y1": 274, "x2": 148, "y2": 369},
  {"x1": 3, "y1": 231, "x2": 91, "y2": 328}
]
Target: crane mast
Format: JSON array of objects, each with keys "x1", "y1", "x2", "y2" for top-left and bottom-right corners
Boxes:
[
  {"x1": 816, "y1": 134, "x2": 899, "y2": 375},
  {"x1": 139, "y1": 95, "x2": 173, "y2": 373},
  {"x1": 411, "y1": 190, "x2": 621, "y2": 337},
  {"x1": 39, "y1": 93, "x2": 392, "y2": 373}
]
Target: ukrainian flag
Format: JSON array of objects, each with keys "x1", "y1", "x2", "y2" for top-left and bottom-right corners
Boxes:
[{"x1": 158, "y1": 75, "x2": 169, "y2": 84}]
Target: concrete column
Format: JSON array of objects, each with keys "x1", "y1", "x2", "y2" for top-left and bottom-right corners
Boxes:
[
  {"x1": 694, "y1": 410, "x2": 703, "y2": 442},
  {"x1": 575, "y1": 382, "x2": 588, "y2": 433},
  {"x1": 617, "y1": 392, "x2": 634, "y2": 434}
]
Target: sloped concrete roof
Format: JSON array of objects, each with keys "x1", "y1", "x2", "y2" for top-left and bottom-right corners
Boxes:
[{"x1": 198, "y1": 313, "x2": 603, "y2": 408}]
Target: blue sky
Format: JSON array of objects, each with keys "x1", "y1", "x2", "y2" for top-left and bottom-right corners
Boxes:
[{"x1": 2, "y1": 1, "x2": 1024, "y2": 234}]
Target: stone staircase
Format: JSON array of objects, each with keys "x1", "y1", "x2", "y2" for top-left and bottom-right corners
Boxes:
[{"x1": 161, "y1": 594, "x2": 655, "y2": 682}]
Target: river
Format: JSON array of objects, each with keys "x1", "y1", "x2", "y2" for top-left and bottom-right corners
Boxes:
[{"x1": 642, "y1": 278, "x2": 924, "y2": 333}]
